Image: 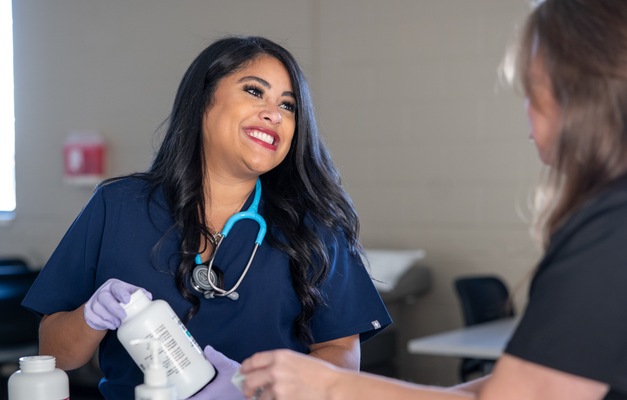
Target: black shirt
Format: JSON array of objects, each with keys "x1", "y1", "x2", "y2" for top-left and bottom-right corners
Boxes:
[{"x1": 506, "y1": 179, "x2": 627, "y2": 400}]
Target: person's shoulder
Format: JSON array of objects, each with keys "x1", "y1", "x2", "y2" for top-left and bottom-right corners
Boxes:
[
  {"x1": 585, "y1": 177, "x2": 627, "y2": 215},
  {"x1": 559, "y1": 178, "x2": 627, "y2": 232},
  {"x1": 547, "y1": 177, "x2": 627, "y2": 259},
  {"x1": 89, "y1": 176, "x2": 170, "y2": 218},
  {"x1": 303, "y1": 213, "x2": 342, "y2": 242},
  {"x1": 95, "y1": 176, "x2": 153, "y2": 202}
]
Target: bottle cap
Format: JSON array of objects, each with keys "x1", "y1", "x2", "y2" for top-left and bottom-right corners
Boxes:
[
  {"x1": 19, "y1": 356, "x2": 56, "y2": 373},
  {"x1": 120, "y1": 289, "x2": 151, "y2": 321}
]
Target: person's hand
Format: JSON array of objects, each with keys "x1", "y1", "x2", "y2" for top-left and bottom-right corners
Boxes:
[
  {"x1": 83, "y1": 278, "x2": 152, "y2": 330},
  {"x1": 239, "y1": 349, "x2": 340, "y2": 400},
  {"x1": 187, "y1": 345, "x2": 246, "y2": 400}
]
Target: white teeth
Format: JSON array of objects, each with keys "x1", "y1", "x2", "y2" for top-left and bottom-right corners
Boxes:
[{"x1": 247, "y1": 131, "x2": 274, "y2": 145}]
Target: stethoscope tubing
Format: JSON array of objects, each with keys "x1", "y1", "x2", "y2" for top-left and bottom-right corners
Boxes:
[
  {"x1": 202, "y1": 237, "x2": 259, "y2": 297},
  {"x1": 221, "y1": 179, "x2": 266, "y2": 245},
  {"x1": 193, "y1": 179, "x2": 266, "y2": 300}
]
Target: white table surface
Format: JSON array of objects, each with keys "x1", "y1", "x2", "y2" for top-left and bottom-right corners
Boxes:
[
  {"x1": 363, "y1": 249, "x2": 426, "y2": 293},
  {"x1": 407, "y1": 317, "x2": 519, "y2": 360}
]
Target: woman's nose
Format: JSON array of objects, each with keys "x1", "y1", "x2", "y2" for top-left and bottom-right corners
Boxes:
[{"x1": 259, "y1": 106, "x2": 282, "y2": 125}]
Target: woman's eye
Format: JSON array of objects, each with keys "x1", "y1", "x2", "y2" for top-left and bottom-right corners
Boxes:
[
  {"x1": 244, "y1": 85, "x2": 263, "y2": 98},
  {"x1": 280, "y1": 101, "x2": 296, "y2": 113}
]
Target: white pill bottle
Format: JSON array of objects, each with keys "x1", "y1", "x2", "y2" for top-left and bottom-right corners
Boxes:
[
  {"x1": 117, "y1": 290, "x2": 216, "y2": 399},
  {"x1": 8, "y1": 356, "x2": 69, "y2": 400}
]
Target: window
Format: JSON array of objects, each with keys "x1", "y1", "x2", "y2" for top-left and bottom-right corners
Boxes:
[{"x1": 0, "y1": 0, "x2": 14, "y2": 221}]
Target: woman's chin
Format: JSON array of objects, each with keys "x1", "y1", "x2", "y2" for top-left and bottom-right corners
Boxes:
[
  {"x1": 243, "y1": 156, "x2": 284, "y2": 176},
  {"x1": 537, "y1": 149, "x2": 557, "y2": 168}
]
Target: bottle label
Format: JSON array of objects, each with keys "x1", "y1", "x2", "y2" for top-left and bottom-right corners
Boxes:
[
  {"x1": 137, "y1": 320, "x2": 202, "y2": 378},
  {"x1": 145, "y1": 325, "x2": 186, "y2": 376},
  {"x1": 171, "y1": 314, "x2": 204, "y2": 354}
]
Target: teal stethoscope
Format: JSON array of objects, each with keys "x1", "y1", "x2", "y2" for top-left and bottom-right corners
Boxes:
[{"x1": 191, "y1": 179, "x2": 267, "y2": 301}]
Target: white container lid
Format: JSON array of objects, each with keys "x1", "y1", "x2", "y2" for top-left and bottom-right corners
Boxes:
[
  {"x1": 19, "y1": 356, "x2": 56, "y2": 372},
  {"x1": 120, "y1": 290, "x2": 151, "y2": 321}
]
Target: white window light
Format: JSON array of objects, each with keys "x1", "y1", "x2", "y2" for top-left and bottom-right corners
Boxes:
[{"x1": 0, "y1": 0, "x2": 15, "y2": 222}]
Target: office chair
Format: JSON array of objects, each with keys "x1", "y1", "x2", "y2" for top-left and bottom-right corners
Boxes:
[
  {"x1": 0, "y1": 258, "x2": 41, "y2": 400},
  {"x1": 0, "y1": 259, "x2": 40, "y2": 346},
  {"x1": 454, "y1": 276, "x2": 514, "y2": 382}
]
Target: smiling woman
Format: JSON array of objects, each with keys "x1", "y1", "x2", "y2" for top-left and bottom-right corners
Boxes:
[{"x1": 21, "y1": 36, "x2": 391, "y2": 400}]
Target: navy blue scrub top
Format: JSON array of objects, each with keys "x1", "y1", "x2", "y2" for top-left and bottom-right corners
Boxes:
[{"x1": 23, "y1": 178, "x2": 391, "y2": 400}]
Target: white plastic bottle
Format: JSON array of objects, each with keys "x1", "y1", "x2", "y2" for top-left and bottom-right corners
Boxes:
[
  {"x1": 8, "y1": 356, "x2": 69, "y2": 400},
  {"x1": 131, "y1": 339, "x2": 177, "y2": 400},
  {"x1": 118, "y1": 290, "x2": 216, "y2": 399}
]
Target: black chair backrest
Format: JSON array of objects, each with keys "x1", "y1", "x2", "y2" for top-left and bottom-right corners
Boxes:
[
  {"x1": 0, "y1": 259, "x2": 41, "y2": 346},
  {"x1": 454, "y1": 276, "x2": 513, "y2": 326}
]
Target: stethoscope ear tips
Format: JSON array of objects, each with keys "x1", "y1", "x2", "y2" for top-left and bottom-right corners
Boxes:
[{"x1": 227, "y1": 292, "x2": 239, "y2": 301}]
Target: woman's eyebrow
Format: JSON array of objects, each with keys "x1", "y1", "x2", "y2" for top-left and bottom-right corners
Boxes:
[
  {"x1": 237, "y1": 76, "x2": 270, "y2": 88},
  {"x1": 237, "y1": 75, "x2": 295, "y2": 99}
]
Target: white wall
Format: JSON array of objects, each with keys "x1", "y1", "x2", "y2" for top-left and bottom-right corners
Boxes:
[
  {"x1": 2, "y1": 0, "x2": 540, "y2": 385},
  {"x1": 314, "y1": 0, "x2": 540, "y2": 384}
]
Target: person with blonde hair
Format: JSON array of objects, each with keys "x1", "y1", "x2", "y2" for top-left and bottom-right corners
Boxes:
[{"x1": 238, "y1": 1, "x2": 627, "y2": 399}]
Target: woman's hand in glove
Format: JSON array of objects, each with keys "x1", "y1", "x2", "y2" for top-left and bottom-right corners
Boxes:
[
  {"x1": 187, "y1": 345, "x2": 246, "y2": 400},
  {"x1": 84, "y1": 278, "x2": 152, "y2": 330}
]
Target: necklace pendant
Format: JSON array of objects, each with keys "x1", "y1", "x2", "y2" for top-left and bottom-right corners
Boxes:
[{"x1": 209, "y1": 232, "x2": 221, "y2": 246}]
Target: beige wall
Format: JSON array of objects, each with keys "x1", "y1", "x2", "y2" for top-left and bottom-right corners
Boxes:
[
  {"x1": 314, "y1": 0, "x2": 541, "y2": 384},
  {"x1": 1, "y1": 0, "x2": 540, "y2": 385}
]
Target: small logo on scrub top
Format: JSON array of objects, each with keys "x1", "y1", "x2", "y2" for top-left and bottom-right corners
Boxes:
[{"x1": 371, "y1": 320, "x2": 381, "y2": 329}]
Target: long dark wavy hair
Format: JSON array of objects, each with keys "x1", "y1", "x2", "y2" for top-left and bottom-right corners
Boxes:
[
  {"x1": 103, "y1": 36, "x2": 362, "y2": 348},
  {"x1": 514, "y1": 0, "x2": 627, "y2": 248}
]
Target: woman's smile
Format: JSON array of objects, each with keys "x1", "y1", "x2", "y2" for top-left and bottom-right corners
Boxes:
[{"x1": 243, "y1": 126, "x2": 280, "y2": 150}]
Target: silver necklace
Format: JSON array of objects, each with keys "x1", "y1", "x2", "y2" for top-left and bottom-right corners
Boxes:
[
  {"x1": 206, "y1": 192, "x2": 251, "y2": 247},
  {"x1": 208, "y1": 231, "x2": 221, "y2": 246}
]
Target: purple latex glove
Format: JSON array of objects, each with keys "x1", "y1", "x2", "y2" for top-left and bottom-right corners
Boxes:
[
  {"x1": 84, "y1": 278, "x2": 152, "y2": 330},
  {"x1": 187, "y1": 345, "x2": 246, "y2": 400}
]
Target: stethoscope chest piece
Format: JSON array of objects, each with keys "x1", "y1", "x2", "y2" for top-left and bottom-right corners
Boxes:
[{"x1": 191, "y1": 264, "x2": 224, "y2": 299}]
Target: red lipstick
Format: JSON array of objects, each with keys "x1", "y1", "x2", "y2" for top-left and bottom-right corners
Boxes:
[{"x1": 243, "y1": 126, "x2": 280, "y2": 151}]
